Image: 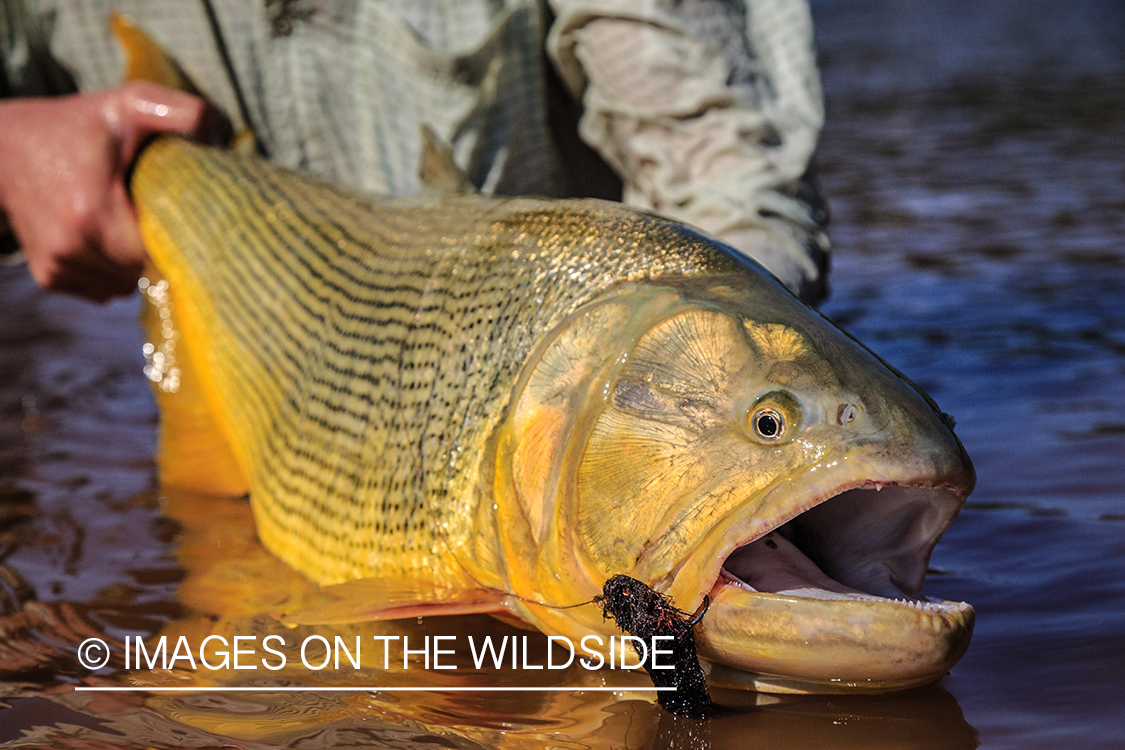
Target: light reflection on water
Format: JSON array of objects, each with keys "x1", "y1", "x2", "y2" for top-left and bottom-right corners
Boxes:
[{"x1": 2, "y1": 0, "x2": 1124, "y2": 747}]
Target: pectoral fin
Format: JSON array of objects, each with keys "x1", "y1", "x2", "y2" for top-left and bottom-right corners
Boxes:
[{"x1": 275, "y1": 577, "x2": 508, "y2": 626}]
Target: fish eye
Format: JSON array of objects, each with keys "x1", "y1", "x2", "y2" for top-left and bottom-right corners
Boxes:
[
  {"x1": 753, "y1": 408, "x2": 783, "y2": 440},
  {"x1": 746, "y1": 391, "x2": 801, "y2": 444}
]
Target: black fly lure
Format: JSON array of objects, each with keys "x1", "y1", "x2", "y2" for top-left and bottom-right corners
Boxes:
[{"x1": 594, "y1": 574, "x2": 713, "y2": 719}]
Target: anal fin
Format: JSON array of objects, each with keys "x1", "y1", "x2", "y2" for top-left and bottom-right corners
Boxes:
[{"x1": 276, "y1": 577, "x2": 507, "y2": 626}]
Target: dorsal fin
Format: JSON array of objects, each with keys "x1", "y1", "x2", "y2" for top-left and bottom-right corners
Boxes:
[{"x1": 418, "y1": 125, "x2": 476, "y2": 194}]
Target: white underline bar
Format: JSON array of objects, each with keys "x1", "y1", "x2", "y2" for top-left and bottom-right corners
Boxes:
[{"x1": 75, "y1": 686, "x2": 675, "y2": 692}]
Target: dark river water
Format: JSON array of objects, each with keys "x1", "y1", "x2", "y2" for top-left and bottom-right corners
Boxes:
[{"x1": 2, "y1": 1, "x2": 1123, "y2": 748}]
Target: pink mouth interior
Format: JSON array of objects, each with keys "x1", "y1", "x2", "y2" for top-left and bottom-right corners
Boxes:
[{"x1": 719, "y1": 485, "x2": 964, "y2": 601}]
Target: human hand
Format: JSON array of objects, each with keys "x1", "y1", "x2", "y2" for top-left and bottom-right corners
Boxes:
[{"x1": 0, "y1": 81, "x2": 225, "y2": 301}]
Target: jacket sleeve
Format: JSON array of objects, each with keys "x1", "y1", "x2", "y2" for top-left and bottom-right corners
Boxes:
[{"x1": 547, "y1": 0, "x2": 829, "y2": 302}]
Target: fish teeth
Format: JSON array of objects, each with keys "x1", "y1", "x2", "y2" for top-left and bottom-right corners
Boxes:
[{"x1": 775, "y1": 588, "x2": 969, "y2": 614}]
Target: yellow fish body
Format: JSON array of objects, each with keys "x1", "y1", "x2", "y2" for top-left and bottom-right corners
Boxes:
[{"x1": 131, "y1": 136, "x2": 975, "y2": 694}]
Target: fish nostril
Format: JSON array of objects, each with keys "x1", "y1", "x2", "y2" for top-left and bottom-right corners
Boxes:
[{"x1": 837, "y1": 403, "x2": 858, "y2": 426}]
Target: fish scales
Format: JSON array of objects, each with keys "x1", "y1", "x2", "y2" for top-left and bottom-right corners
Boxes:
[{"x1": 133, "y1": 137, "x2": 741, "y2": 587}]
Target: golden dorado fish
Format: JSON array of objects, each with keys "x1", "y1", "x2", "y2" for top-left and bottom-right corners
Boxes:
[
  {"x1": 112, "y1": 11, "x2": 974, "y2": 696},
  {"x1": 131, "y1": 134, "x2": 974, "y2": 694}
]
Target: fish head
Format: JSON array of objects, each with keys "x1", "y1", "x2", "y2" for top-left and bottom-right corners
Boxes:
[{"x1": 497, "y1": 266, "x2": 974, "y2": 694}]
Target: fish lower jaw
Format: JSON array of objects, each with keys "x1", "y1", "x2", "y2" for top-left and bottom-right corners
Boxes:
[
  {"x1": 718, "y1": 568, "x2": 972, "y2": 616},
  {"x1": 696, "y1": 575, "x2": 975, "y2": 694}
]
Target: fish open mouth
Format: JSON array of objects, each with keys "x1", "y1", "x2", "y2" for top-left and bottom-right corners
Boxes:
[
  {"x1": 719, "y1": 483, "x2": 962, "y2": 606},
  {"x1": 694, "y1": 482, "x2": 974, "y2": 693}
]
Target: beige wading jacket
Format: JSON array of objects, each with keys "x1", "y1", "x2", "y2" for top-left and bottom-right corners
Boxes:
[{"x1": 0, "y1": 0, "x2": 829, "y2": 300}]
